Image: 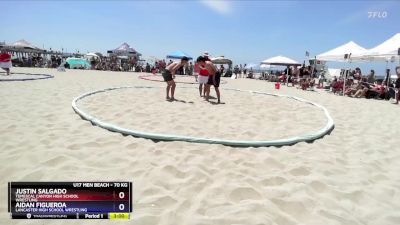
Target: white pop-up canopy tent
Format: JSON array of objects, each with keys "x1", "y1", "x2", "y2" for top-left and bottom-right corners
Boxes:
[
  {"x1": 353, "y1": 33, "x2": 400, "y2": 62},
  {"x1": 317, "y1": 41, "x2": 368, "y2": 96},
  {"x1": 261, "y1": 55, "x2": 301, "y2": 66},
  {"x1": 317, "y1": 41, "x2": 367, "y2": 62}
]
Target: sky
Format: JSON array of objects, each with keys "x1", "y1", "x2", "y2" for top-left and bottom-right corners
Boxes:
[{"x1": 2, "y1": 0, "x2": 400, "y2": 74}]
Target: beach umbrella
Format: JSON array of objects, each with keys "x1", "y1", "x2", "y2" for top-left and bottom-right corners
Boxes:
[
  {"x1": 84, "y1": 53, "x2": 100, "y2": 59},
  {"x1": 211, "y1": 56, "x2": 232, "y2": 65},
  {"x1": 85, "y1": 53, "x2": 99, "y2": 57}
]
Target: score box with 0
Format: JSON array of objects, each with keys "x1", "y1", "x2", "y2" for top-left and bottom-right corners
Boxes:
[{"x1": 8, "y1": 181, "x2": 133, "y2": 220}]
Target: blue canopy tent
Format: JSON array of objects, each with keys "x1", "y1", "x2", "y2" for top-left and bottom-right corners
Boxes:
[{"x1": 166, "y1": 51, "x2": 193, "y2": 60}]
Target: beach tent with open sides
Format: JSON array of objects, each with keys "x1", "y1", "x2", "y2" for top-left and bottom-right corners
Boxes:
[
  {"x1": 11, "y1": 39, "x2": 42, "y2": 50},
  {"x1": 166, "y1": 51, "x2": 192, "y2": 60},
  {"x1": 107, "y1": 43, "x2": 141, "y2": 57},
  {"x1": 316, "y1": 41, "x2": 367, "y2": 62},
  {"x1": 353, "y1": 33, "x2": 400, "y2": 62},
  {"x1": 3, "y1": 39, "x2": 45, "y2": 54},
  {"x1": 261, "y1": 55, "x2": 301, "y2": 66}
]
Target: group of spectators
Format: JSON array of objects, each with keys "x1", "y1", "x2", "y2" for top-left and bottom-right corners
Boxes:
[
  {"x1": 11, "y1": 54, "x2": 49, "y2": 68},
  {"x1": 9, "y1": 52, "x2": 233, "y2": 78},
  {"x1": 88, "y1": 56, "x2": 137, "y2": 72},
  {"x1": 233, "y1": 64, "x2": 251, "y2": 78},
  {"x1": 259, "y1": 64, "x2": 318, "y2": 90},
  {"x1": 331, "y1": 66, "x2": 400, "y2": 104},
  {"x1": 10, "y1": 53, "x2": 140, "y2": 72},
  {"x1": 256, "y1": 63, "x2": 400, "y2": 104}
]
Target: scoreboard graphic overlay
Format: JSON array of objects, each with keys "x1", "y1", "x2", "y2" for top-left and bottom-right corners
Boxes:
[{"x1": 8, "y1": 182, "x2": 132, "y2": 219}]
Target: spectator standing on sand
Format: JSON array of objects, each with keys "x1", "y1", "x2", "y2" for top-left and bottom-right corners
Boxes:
[
  {"x1": 188, "y1": 62, "x2": 193, "y2": 75},
  {"x1": 219, "y1": 65, "x2": 225, "y2": 75},
  {"x1": 0, "y1": 49, "x2": 12, "y2": 75},
  {"x1": 184, "y1": 63, "x2": 189, "y2": 75},
  {"x1": 145, "y1": 63, "x2": 151, "y2": 73},
  {"x1": 234, "y1": 65, "x2": 239, "y2": 77},
  {"x1": 393, "y1": 66, "x2": 400, "y2": 104}
]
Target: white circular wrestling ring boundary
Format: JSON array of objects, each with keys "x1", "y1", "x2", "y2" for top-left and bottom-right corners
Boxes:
[
  {"x1": 0, "y1": 72, "x2": 54, "y2": 82},
  {"x1": 71, "y1": 86, "x2": 335, "y2": 147}
]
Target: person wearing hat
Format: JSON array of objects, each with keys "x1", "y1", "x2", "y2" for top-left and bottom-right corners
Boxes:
[
  {"x1": 197, "y1": 57, "x2": 210, "y2": 97},
  {"x1": 162, "y1": 57, "x2": 189, "y2": 100}
]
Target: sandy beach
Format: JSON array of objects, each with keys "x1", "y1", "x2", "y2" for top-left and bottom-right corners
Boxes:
[{"x1": 1, "y1": 67, "x2": 400, "y2": 225}]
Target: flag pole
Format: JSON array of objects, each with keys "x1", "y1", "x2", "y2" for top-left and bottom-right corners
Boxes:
[{"x1": 343, "y1": 53, "x2": 352, "y2": 96}]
